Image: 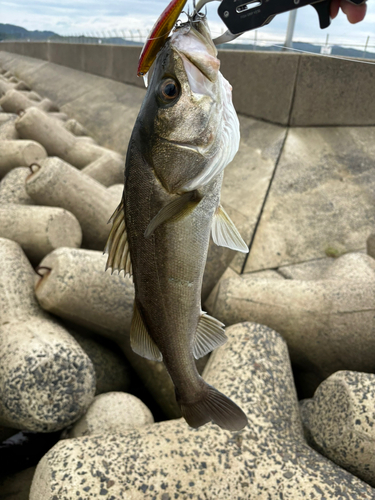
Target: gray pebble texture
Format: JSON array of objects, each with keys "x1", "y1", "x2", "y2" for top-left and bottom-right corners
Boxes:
[
  {"x1": 0, "y1": 238, "x2": 96, "y2": 431},
  {"x1": 301, "y1": 370, "x2": 375, "y2": 487},
  {"x1": 0, "y1": 166, "x2": 35, "y2": 205},
  {"x1": 30, "y1": 323, "x2": 375, "y2": 499}
]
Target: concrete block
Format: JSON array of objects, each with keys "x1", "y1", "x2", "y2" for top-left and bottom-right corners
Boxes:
[
  {"x1": 201, "y1": 239, "x2": 236, "y2": 303},
  {"x1": 82, "y1": 43, "x2": 114, "y2": 79},
  {"x1": 0, "y1": 113, "x2": 19, "y2": 140},
  {"x1": 219, "y1": 50, "x2": 299, "y2": 124},
  {"x1": 0, "y1": 50, "x2": 48, "y2": 81},
  {"x1": 301, "y1": 371, "x2": 375, "y2": 487},
  {"x1": 221, "y1": 115, "x2": 287, "y2": 273},
  {"x1": 0, "y1": 75, "x2": 30, "y2": 96},
  {"x1": 106, "y1": 183, "x2": 124, "y2": 198},
  {"x1": 0, "y1": 466, "x2": 35, "y2": 500},
  {"x1": 245, "y1": 127, "x2": 375, "y2": 272},
  {"x1": 34, "y1": 247, "x2": 181, "y2": 419},
  {"x1": 69, "y1": 330, "x2": 131, "y2": 396},
  {"x1": 207, "y1": 253, "x2": 375, "y2": 388},
  {"x1": 0, "y1": 166, "x2": 34, "y2": 205},
  {"x1": 0, "y1": 238, "x2": 96, "y2": 431},
  {"x1": 279, "y1": 257, "x2": 336, "y2": 280},
  {"x1": 367, "y1": 234, "x2": 375, "y2": 259},
  {"x1": 25, "y1": 157, "x2": 120, "y2": 250},
  {"x1": 291, "y1": 54, "x2": 375, "y2": 126},
  {"x1": 82, "y1": 151, "x2": 125, "y2": 186},
  {"x1": 15, "y1": 107, "x2": 111, "y2": 169},
  {"x1": 29, "y1": 323, "x2": 375, "y2": 499},
  {"x1": 60, "y1": 78, "x2": 144, "y2": 156},
  {"x1": 0, "y1": 88, "x2": 59, "y2": 113},
  {"x1": 0, "y1": 204, "x2": 82, "y2": 264},
  {"x1": 111, "y1": 44, "x2": 143, "y2": 88},
  {"x1": 68, "y1": 392, "x2": 154, "y2": 438},
  {"x1": 0, "y1": 139, "x2": 47, "y2": 178},
  {"x1": 63, "y1": 118, "x2": 88, "y2": 136},
  {"x1": 47, "y1": 43, "x2": 84, "y2": 72}
]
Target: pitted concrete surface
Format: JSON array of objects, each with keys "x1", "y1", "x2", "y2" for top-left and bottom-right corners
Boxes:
[{"x1": 30, "y1": 323, "x2": 375, "y2": 499}]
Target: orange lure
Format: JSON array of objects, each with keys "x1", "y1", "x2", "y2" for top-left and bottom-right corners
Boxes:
[{"x1": 137, "y1": 0, "x2": 188, "y2": 77}]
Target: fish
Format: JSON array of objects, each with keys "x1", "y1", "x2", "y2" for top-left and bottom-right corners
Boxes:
[{"x1": 105, "y1": 13, "x2": 249, "y2": 431}]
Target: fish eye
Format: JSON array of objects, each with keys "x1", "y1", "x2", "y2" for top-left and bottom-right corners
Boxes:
[{"x1": 160, "y1": 78, "x2": 179, "y2": 101}]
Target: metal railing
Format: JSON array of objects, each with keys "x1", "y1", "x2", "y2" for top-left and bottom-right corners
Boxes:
[{"x1": 2, "y1": 29, "x2": 374, "y2": 60}]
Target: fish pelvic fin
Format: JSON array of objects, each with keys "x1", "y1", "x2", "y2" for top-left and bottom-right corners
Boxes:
[
  {"x1": 104, "y1": 199, "x2": 133, "y2": 278},
  {"x1": 144, "y1": 191, "x2": 200, "y2": 239},
  {"x1": 179, "y1": 384, "x2": 248, "y2": 431},
  {"x1": 131, "y1": 303, "x2": 163, "y2": 362},
  {"x1": 212, "y1": 204, "x2": 249, "y2": 253},
  {"x1": 193, "y1": 312, "x2": 227, "y2": 359}
]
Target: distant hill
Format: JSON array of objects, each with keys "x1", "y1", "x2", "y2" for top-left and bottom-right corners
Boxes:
[
  {"x1": 218, "y1": 40, "x2": 374, "y2": 60},
  {"x1": 1, "y1": 23, "x2": 372, "y2": 60},
  {"x1": 0, "y1": 23, "x2": 59, "y2": 41}
]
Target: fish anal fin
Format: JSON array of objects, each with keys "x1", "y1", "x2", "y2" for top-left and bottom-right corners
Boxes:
[
  {"x1": 104, "y1": 199, "x2": 133, "y2": 278},
  {"x1": 144, "y1": 191, "x2": 199, "y2": 239},
  {"x1": 180, "y1": 384, "x2": 248, "y2": 431},
  {"x1": 130, "y1": 303, "x2": 163, "y2": 362},
  {"x1": 193, "y1": 312, "x2": 227, "y2": 359},
  {"x1": 211, "y1": 204, "x2": 249, "y2": 253}
]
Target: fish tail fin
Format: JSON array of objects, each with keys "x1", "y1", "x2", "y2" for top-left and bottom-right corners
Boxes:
[{"x1": 179, "y1": 384, "x2": 248, "y2": 432}]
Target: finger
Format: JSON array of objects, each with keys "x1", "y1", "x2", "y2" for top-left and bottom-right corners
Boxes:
[
  {"x1": 330, "y1": 0, "x2": 341, "y2": 19},
  {"x1": 340, "y1": 0, "x2": 367, "y2": 24}
]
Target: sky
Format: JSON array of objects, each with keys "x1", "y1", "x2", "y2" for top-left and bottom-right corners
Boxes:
[{"x1": 0, "y1": 0, "x2": 374, "y2": 50}]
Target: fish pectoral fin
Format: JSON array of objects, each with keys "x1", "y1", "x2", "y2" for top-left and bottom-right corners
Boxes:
[
  {"x1": 130, "y1": 303, "x2": 163, "y2": 362},
  {"x1": 144, "y1": 191, "x2": 199, "y2": 239},
  {"x1": 211, "y1": 204, "x2": 249, "y2": 253},
  {"x1": 104, "y1": 199, "x2": 133, "y2": 278},
  {"x1": 193, "y1": 312, "x2": 227, "y2": 359}
]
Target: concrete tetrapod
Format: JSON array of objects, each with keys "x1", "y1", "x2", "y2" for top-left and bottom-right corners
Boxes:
[
  {"x1": 68, "y1": 392, "x2": 154, "y2": 438},
  {"x1": 70, "y1": 330, "x2": 131, "y2": 396},
  {"x1": 207, "y1": 253, "x2": 375, "y2": 386},
  {"x1": 0, "y1": 76, "x2": 30, "y2": 96},
  {"x1": 367, "y1": 234, "x2": 375, "y2": 260},
  {"x1": 0, "y1": 113, "x2": 19, "y2": 140},
  {"x1": 15, "y1": 107, "x2": 116, "y2": 169},
  {"x1": 0, "y1": 238, "x2": 96, "y2": 432},
  {"x1": 0, "y1": 166, "x2": 34, "y2": 205},
  {"x1": 0, "y1": 139, "x2": 47, "y2": 178},
  {"x1": 82, "y1": 151, "x2": 125, "y2": 187},
  {"x1": 0, "y1": 89, "x2": 58, "y2": 113},
  {"x1": 301, "y1": 371, "x2": 375, "y2": 487},
  {"x1": 34, "y1": 247, "x2": 181, "y2": 419},
  {"x1": 0, "y1": 204, "x2": 82, "y2": 264},
  {"x1": 29, "y1": 323, "x2": 375, "y2": 499},
  {"x1": 25, "y1": 157, "x2": 120, "y2": 250}
]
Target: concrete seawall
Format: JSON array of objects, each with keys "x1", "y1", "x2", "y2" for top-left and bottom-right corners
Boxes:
[{"x1": 1, "y1": 41, "x2": 374, "y2": 126}]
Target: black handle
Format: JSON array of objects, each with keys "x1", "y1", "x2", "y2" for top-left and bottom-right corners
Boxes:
[{"x1": 217, "y1": 0, "x2": 367, "y2": 35}]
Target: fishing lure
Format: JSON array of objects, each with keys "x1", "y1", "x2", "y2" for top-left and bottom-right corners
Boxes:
[{"x1": 137, "y1": 0, "x2": 188, "y2": 78}]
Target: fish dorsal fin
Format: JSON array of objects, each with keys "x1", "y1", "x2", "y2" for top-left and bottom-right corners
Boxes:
[
  {"x1": 104, "y1": 199, "x2": 133, "y2": 277},
  {"x1": 130, "y1": 303, "x2": 163, "y2": 362},
  {"x1": 211, "y1": 204, "x2": 249, "y2": 254},
  {"x1": 144, "y1": 191, "x2": 198, "y2": 238},
  {"x1": 193, "y1": 312, "x2": 227, "y2": 359}
]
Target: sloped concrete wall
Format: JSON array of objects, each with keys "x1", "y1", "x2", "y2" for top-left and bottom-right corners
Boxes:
[{"x1": 1, "y1": 41, "x2": 374, "y2": 126}]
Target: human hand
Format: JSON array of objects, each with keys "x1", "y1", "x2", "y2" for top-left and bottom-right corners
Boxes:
[{"x1": 330, "y1": 0, "x2": 367, "y2": 24}]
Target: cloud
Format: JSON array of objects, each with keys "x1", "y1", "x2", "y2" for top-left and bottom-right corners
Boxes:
[{"x1": 1, "y1": 0, "x2": 374, "y2": 51}]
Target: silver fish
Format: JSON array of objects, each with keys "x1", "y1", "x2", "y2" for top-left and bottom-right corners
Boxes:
[{"x1": 105, "y1": 14, "x2": 248, "y2": 431}]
